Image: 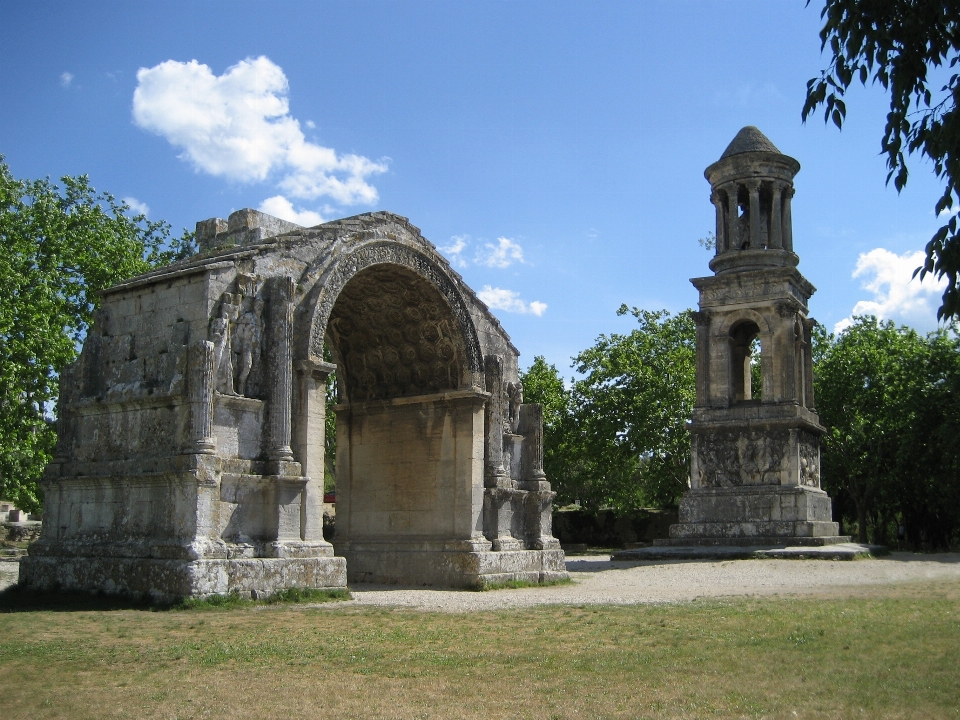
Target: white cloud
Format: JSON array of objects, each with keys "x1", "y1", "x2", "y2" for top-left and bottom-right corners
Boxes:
[
  {"x1": 476, "y1": 237, "x2": 525, "y2": 268},
  {"x1": 60, "y1": 72, "x2": 73, "y2": 88},
  {"x1": 477, "y1": 286, "x2": 547, "y2": 316},
  {"x1": 937, "y1": 205, "x2": 960, "y2": 218},
  {"x1": 258, "y1": 195, "x2": 323, "y2": 226},
  {"x1": 834, "y1": 248, "x2": 946, "y2": 333},
  {"x1": 305, "y1": 120, "x2": 316, "y2": 129},
  {"x1": 122, "y1": 197, "x2": 150, "y2": 216},
  {"x1": 132, "y1": 56, "x2": 387, "y2": 205},
  {"x1": 440, "y1": 235, "x2": 469, "y2": 268}
]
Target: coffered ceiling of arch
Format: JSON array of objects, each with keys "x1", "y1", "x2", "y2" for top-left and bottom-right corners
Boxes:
[{"x1": 326, "y1": 265, "x2": 469, "y2": 402}]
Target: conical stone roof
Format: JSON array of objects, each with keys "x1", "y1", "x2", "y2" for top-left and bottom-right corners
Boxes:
[{"x1": 719, "y1": 126, "x2": 781, "y2": 159}]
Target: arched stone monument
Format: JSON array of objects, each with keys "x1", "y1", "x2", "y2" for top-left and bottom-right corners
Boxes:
[
  {"x1": 665, "y1": 126, "x2": 849, "y2": 546},
  {"x1": 20, "y1": 209, "x2": 566, "y2": 598}
]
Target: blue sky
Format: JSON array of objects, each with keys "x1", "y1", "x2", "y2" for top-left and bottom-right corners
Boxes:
[{"x1": 1, "y1": 1, "x2": 951, "y2": 375}]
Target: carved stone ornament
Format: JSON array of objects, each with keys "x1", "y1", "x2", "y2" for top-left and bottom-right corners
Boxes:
[
  {"x1": 694, "y1": 429, "x2": 789, "y2": 488},
  {"x1": 308, "y1": 242, "x2": 483, "y2": 377}
]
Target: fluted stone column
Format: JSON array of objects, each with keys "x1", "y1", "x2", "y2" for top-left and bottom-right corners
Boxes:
[
  {"x1": 186, "y1": 340, "x2": 216, "y2": 454},
  {"x1": 519, "y1": 404, "x2": 547, "y2": 486},
  {"x1": 268, "y1": 276, "x2": 295, "y2": 463},
  {"x1": 484, "y1": 355, "x2": 509, "y2": 488},
  {"x1": 747, "y1": 180, "x2": 761, "y2": 248},
  {"x1": 725, "y1": 183, "x2": 740, "y2": 251},
  {"x1": 782, "y1": 187, "x2": 795, "y2": 252},
  {"x1": 711, "y1": 191, "x2": 725, "y2": 255},
  {"x1": 517, "y1": 403, "x2": 559, "y2": 550},
  {"x1": 770, "y1": 183, "x2": 784, "y2": 249}
]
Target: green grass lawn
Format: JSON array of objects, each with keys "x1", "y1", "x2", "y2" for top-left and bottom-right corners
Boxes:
[{"x1": 1, "y1": 580, "x2": 958, "y2": 719}]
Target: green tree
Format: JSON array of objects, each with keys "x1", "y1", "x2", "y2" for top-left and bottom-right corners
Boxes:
[
  {"x1": 0, "y1": 159, "x2": 194, "y2": 511},
  {"x1": 803, "y1": 0, "x2": 960, "y2": 320},
  {"x1": 814, "y1": 316, "x2": 960, "y2": 547},
  {"x1": 886, "y1": 326, "x2": 960, "y2": 548},
  {"x1": 566, "y1": 307, "x2": 696, "y2": 510}
]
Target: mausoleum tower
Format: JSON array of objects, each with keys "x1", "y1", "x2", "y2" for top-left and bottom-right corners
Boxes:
[{"x1": 666, "y1": 126, "x2": 847, "y2": 545}]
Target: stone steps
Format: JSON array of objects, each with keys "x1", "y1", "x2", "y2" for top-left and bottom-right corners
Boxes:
[{"x1": 611, "y1": 542, "x2": 887, "y2": 562}]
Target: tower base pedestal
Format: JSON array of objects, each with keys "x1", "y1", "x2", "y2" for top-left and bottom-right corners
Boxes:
[{"x1": 662, "y1": 485, "x2": 848, "y2": 546}]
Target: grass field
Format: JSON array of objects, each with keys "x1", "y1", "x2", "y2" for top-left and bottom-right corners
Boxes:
[{"x1": 1, "y1": 580, "x2": 958, "y2": 719}]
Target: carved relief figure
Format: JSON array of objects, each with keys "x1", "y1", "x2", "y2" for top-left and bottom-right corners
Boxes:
[
  {"x1": 696, "y1": 429, "x2": 788, "y2": 487},
  {"x1": 211, "y1": 295, "x2": 241, "y2": 395},
  {"x1": 233, "y1": 297, "x2": 263, "y2": 397},
  {"x1": 210, "y1": 308, "x2": 235, "y2": 395}
]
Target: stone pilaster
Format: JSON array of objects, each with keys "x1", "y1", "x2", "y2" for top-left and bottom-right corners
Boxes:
[
  {"x1": 691, "y1": 311, "x2": 711, "y2": 407},
  {"x1": 268, "y1": 276, "x2": 295, "y2": 463},
  {"x1": 186, "y1": 340, "x2": 216, "y2": 454},
  {"x1": 294, "y1": 358, "x2": 337, "y2": 544},
  {"x1": 802, "y1": 317, "x2": 816, "y2": 407},
  {"x1": 484, "y1": 355, "x2": 509, "y2": 488}
]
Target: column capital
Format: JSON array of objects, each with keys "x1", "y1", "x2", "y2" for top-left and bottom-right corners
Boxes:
[
  {"x1": 690, "y1": 310, "x2": 712, "y2": 327},
  {"x1": 296, "y1": 358, "x2": 337, "y2": 380}
]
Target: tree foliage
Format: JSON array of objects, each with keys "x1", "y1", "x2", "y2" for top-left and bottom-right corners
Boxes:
[
  {"x1": 814, "y1": 316, "x2": 960, "y2": 547},
  {"x1": 803, "y1": 0, "x2": 960, "y2": 320},
  {"x1": 0, "y1": 158, "x2": 194, "y2": 511},
  {"x1": 522, "y1": 307, "x2": 695, "y2": 511}
]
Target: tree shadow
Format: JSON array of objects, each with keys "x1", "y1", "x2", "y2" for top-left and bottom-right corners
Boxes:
[{"x1": 0, "y1": 585, "x2": 173, "y2": 613}]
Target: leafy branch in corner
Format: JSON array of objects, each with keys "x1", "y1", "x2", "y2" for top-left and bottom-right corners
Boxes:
[{"x1": 802, "y1": 0, "x2": 960, "y2": 320}]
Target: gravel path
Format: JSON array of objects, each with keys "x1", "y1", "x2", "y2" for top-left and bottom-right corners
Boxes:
[
  {"x1": 3, "y1": 553, "x2": 959, "y2": 610},
  {"x1": 340, "y1": 552, "x2": 960, "y2": 612}
]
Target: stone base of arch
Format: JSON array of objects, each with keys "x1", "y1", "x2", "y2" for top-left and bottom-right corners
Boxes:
[
  {"x1": 336, "y1": 539, "x2": 566, "y2": 588},
  {"x1": 19, "y1": 553, "x2": 347, "y2": 603},
  {"x1": 331, "y1": 390, "x2": 567, "y2": 587}
]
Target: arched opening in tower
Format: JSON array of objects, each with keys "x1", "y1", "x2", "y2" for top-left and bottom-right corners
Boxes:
[{"x1": 730, "y1": 320, "x2": 762, "y2": 403}]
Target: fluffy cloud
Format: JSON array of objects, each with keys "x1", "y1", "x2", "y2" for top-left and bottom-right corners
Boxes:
[
  {"x1": 834, "y1": 248, "x2": 946, "y2": 333},
  {"x1": 132, "y1": 56, "x2": 386, "y2": 205},
  {"x1": 258, "y1": 195, "x2": 323, "y2": 227},
  {"x1": 122, "y1": 197, "x2": 150, "y2": 217},
  {"x1": 440, "y1": 235, "x2": 469, "y2": 268},
  {"x1": 477, "y1": 286, "x2": 547, "y2": 316},
  {"x1": 60, "y1": 72, "x2": 73, "y2": 88},
  {"x1": 476, "y1": 237, "x2": 525, "y2": 268}
]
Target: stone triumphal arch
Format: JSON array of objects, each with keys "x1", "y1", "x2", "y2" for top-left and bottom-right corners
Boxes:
[{"x1": 21, "y1": 210, "x2": 566, "y2": 598}]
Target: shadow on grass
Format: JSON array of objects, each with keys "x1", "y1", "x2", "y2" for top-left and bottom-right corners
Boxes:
[{"x1": 0, "y1": 584, "x2": 351, "y2": 613}]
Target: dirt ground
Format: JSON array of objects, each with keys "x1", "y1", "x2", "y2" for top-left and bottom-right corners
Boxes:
[{"x1": 4, "y1": 551, "x2": 959, "y2": 610}]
